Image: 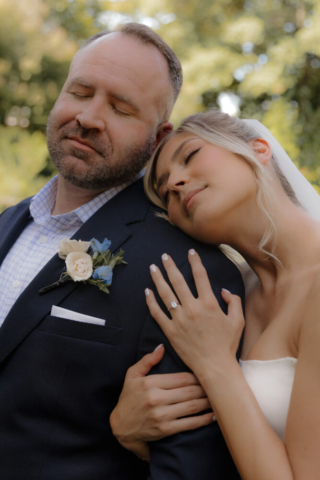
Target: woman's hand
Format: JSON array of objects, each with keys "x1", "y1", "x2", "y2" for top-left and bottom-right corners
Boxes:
[
  {"x1": 145, "y1": 250, "x2": 245, "y2": 380},
  {"x1": 110, "y1": 344, "x2": 214, "y2": 461}
]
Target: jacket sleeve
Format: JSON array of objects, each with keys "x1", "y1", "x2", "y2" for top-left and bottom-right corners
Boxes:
[{"x1": 137, "y1": 250, "x2": 244, "y2": 480}]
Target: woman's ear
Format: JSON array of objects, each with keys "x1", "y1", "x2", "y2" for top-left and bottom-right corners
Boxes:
[{"x1": 249, "y1": 138, "x2": 272, "y2": 165}]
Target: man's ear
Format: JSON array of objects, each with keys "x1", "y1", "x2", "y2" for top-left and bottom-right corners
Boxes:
[
  {"x1": 249, "y1": 138, "x2": 272, "y2": 165},
  {"x1": 151, "y1": 122, "x2": 173, "y2": 152}
]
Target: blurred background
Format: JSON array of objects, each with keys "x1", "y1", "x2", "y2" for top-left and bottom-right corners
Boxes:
[{"x1": 0, "y1": 0, "x2": 319, "y2": 211}]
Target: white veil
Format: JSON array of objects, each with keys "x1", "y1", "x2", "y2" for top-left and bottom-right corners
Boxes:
[{"x1": 243, "y1": 119, "x2": 320, "y2": 222}]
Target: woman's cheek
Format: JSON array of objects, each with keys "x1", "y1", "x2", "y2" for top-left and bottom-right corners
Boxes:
[{"x1": 168, "y1": 204, "x2": 182, "y2": 228}]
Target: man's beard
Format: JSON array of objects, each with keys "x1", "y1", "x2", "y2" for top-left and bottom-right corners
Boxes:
[{"x1": 46, "y1": 117, "x2": 153, "y2": 190}]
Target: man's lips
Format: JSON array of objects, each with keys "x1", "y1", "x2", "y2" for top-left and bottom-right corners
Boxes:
[
  {"x1": 182, "y1": 188, "x2": 206, "y2": 213},
  {"x1": 67, "y1": 136, "x2": 97, "y2": 153}
]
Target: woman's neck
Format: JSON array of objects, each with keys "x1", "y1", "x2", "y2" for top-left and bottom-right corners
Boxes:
[{"x1": 230, "y1": 199, "x2": 320, "y2": 295}]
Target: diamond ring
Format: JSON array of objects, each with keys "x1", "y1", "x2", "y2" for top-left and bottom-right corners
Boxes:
[{"x1": 167, "y1": 301, "x2": 180, "y2": 311}]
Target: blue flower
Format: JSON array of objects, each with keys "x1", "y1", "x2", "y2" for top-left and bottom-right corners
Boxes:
[
  {"x1": 92, "y1": 265, "x2": 113, "y2": 285},
  {"x1": 90, "y1": 237, "x2": 112, "y2": 253}
]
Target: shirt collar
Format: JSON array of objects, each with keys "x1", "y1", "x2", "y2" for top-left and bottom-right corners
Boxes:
[{"x1": 30, "y1": 170, "x2": 145, "y2": 225}]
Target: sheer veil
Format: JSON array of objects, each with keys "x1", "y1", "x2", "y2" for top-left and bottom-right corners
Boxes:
[{"x1": 243, "y1": 119, "x2": 320, "y2": 222}]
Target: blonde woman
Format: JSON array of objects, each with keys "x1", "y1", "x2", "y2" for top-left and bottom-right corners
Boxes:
[{"x1": 110, "y1": 111, "x2": 320, "y2": 479}]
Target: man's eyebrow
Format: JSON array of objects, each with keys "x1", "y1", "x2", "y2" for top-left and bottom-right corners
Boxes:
[
  {"x1": 68, "y1": 78, "x2": 93, "y2": 89},
  {"x1": 156, "y1": 138, "x2": 197, "y2": 192},
  {"x1": 109, "y1": 93, "x2": 140, "y2": 113}
]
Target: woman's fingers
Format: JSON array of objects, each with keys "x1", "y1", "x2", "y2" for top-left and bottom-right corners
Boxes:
[
  {"x1": 145, "y1": 288, "x2": 173, "y2": 335},
  {"x1": 188, "y1": 250, "x2": 219, "y2": 306},
  {"x1": 161, "y1": 254, "x2": 194, "y2": 305},
  {"x1": 221, "y1": 289, "x2": 245, "y2": 324},
  {"x1": 148, "y1": 265, "x2": 180, "y2": 313}
]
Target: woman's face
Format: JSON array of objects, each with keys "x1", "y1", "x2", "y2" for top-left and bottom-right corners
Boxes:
[{"x1": 155, "y1": 133, "x2": 258, "y2": 244}]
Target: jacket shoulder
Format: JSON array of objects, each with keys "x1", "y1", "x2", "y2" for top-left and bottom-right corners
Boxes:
[{"x1": 0, "y1": 197, "x2": 32, "y2": 221}]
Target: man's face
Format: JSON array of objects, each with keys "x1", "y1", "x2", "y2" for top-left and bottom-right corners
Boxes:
[{"x1": 47, "y1": 33, "x2": 173, "y2": 190}]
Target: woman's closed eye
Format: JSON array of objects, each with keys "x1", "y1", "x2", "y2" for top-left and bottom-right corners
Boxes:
[
  {"x1": 158, "y1": 147, "x2": 201, "y2": 206},
  {"x1": 183, "y1": 148, "x2": 200, "y2": 164}
]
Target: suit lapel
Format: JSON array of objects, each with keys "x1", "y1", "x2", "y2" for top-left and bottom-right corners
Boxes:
[{"x1": 0, "y1": 180, "x2": 149, "y2": 365}]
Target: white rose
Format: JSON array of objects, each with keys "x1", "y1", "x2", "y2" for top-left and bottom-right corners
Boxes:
[
  {"x1": 66, "y1": 252, "x2": 93, "y2": 282},
  {"x1": 58, "y1": 238, "x2": 91, "y2": 259}
]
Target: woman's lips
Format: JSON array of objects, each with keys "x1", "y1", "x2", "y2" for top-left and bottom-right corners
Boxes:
[{"x1": 182, "y1": 188, "x2": 206, "y2": 213}]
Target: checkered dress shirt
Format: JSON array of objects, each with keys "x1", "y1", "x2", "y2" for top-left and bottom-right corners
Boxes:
[{"x1": 0, "y1": 172, "x2": 143, "y2": 326}]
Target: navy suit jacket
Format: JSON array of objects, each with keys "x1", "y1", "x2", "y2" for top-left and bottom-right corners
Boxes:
[{"x1": 0, "y1": 179, "x2": 243, "y2": 480}]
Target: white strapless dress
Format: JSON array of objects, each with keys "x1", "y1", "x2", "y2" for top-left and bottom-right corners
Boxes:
[{"x1": 239, "y1": 357, "x2": 297, "y2": 441}]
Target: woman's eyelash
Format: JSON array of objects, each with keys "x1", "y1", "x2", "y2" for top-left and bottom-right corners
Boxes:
[
  {"x1": 184, "y1": 148, "x2": 200, "y2": 164},
  {"x1": 159, "y1": 147, "x2": 201, "y2": 206}
]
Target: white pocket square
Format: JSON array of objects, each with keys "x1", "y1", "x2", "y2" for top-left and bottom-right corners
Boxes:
[{"x1": 51, "y1": 306, "x2": 106, "y2": 326}]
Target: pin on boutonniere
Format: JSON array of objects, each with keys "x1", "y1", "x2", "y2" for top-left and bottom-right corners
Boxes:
[{"x1": 38, "y1": 237, "x2": 126, "y2": 295}]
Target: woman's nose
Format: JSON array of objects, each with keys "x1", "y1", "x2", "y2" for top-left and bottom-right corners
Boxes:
[{"x1": 167, "y1": 171, "x2": 187, "y2": 191}]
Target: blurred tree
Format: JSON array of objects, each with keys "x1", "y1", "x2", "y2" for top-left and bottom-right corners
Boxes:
[
  {"x1": 0, "y1": 0, "x2": 103, "y2": 207},
  {"x1": 0, "y1": 126, "x2": 48, "y2": 210},
  {"x1": 0, "y1": 0, "x2": 319, "y2": 208}
]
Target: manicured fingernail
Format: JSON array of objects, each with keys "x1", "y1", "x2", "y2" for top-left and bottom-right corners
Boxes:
[
  {"x1": 154, "y1": 344, "x2": 163, "y2": 352},
  {"x1": 212, "y1": 415, "x2": 216, "y2": 421},
  {"x1": 145, "y1": 288, "x2": 150, "y2": 296},
  {"x1": 162, "y1": 253, "x2": 168, "y2": 261},
  {"x1": 150, "y1": 264, "x2": 157, "y2": 273},
  {"x1": 222, "y1": 288, "x2": 231, "y2": 294},
  {"x1": 189, "y1": 249, "x2": 196, "y2": 255}
]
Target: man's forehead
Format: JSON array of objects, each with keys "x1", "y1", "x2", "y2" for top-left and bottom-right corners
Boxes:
[
  {"x1": 71, "y1": 33, "x2": 166, "y2": 78},
  {"x1": 67, "y1": 32, "x2": 173, "y2": 114}
]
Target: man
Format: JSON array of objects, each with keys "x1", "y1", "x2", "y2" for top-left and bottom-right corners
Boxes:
[{"x1": 0, "y1": 24, "x2": 243, "y2": 479}]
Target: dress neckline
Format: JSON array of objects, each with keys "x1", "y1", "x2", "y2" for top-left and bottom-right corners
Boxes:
[{"x1": 240, "y1": 357, "x2": 297, "y2": 364}]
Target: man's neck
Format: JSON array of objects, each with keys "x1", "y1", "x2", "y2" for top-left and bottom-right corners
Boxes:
[{"x1": 51, "y1": 176, "x2": 107, "y2": 216}]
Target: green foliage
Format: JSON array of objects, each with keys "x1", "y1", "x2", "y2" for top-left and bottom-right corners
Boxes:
[
  {"x1": 0, "y1": 125, "x2": 52, "y2": 211},
  {"x1": 0, "y1": 0, "x2": 320, "y2": 209}
]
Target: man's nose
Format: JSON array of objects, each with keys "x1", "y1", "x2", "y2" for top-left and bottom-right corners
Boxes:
[{"x1": 75, "y1": 99, "x2": 105, "y2": 132}]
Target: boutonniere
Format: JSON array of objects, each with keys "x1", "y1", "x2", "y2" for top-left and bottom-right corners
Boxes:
[{"x1": 39, "y1": 237, "x2": 126, "y2": 295}]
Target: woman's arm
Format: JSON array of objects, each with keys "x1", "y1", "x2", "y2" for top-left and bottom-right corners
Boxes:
[
  {"x1": 198, "y1": 309, "x2": 320, "y2": 480},
  {"x1": 145, "y1": 250, "x2": 320, "y2": 480},
  {"x1": 110, "y1": 345, "x2": 213, "y2": 460},
  {"x1": 285, "y1": 301, "x2": 320, "y2": 479}
]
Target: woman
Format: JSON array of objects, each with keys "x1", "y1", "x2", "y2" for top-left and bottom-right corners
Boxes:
[{"x1": 110, "y1": 111, "x2": 320, "y2": 479}]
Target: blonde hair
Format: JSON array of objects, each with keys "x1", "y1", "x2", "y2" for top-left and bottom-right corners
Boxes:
[{"x1": 144, "y1": 110, "x2": 300, "y2": 263}]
